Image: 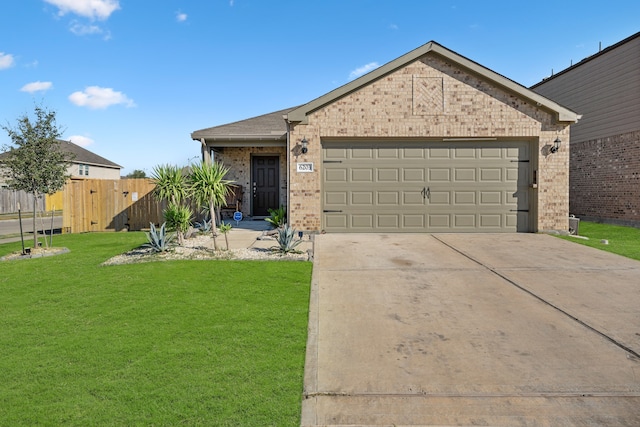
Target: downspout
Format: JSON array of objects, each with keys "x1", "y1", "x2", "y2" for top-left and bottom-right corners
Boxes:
[{"x1": 284, "y1": 115, "x2": 291, "y2": 226}]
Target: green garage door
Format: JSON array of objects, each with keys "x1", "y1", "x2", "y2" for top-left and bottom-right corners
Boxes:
[{"x1": 322, "y1": 140, "x2": 531, "y2": 232}]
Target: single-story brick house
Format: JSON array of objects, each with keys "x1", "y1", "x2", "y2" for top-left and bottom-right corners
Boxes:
[
  {"x1": 532, "y1": 31, "x2": 640, "y2": 228},
  {"x1": 192, "y1": 41, "x2": 580, "y2": 233}
]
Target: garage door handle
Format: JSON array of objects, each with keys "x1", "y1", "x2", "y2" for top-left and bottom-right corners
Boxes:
[
  {"x1": 323, "y1": 210, "x2": 343, "y2": 213},
  {"x1": 422, "y1": 187, "x2": 430, "y2": 200}
]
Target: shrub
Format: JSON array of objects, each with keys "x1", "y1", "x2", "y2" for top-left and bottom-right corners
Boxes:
[
  {"x1": 265, "y1": 206, "x2": 286, "y2": 229},
  {"x1": 163, "y1": 203, "x2": 192, "y2": 246}
]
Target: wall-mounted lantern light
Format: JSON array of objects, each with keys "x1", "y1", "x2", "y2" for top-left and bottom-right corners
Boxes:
[
  {"x1": 550, "y1": 137, "x2": 561, "y2": 153},
  {"x1": 301, "y1": 137, "x2": 309, "y2": 154}
]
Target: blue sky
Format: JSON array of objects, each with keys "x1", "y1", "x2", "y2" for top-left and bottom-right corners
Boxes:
[{"x1": 1, "y1": 1, "x2": 638, "y2": 175}]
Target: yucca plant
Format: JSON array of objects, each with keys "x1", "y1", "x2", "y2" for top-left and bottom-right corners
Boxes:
[
  {"x1": 265, "y1": 206, "x2": 286, "y2": 229},
  {"x1": 143, "y1": 222, "x2": 174, "y2": 253},
  {"x1": 274, "y1": 224, "x2": 303, "y2": 254},
  {"x1": 151, "y1": 164, "x2": 190, "y2": 244},
  {"x1": 163, "y1": 202, "x2": 192, "y2": 246},
  {"x1": 188, "y1": 161, "x2": 232, "y2": 251}
]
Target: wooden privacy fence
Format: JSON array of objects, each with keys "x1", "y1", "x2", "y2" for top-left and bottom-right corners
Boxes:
[
  {"x1": 0, "y1": 188, "x2": 46, "y2": 214},
  {"x1": 63, "y1": 178, "x2": 166, "y2": 233}
]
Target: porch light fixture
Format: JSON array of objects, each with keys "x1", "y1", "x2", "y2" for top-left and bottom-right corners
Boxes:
[
  {"x1": 550, "y1": 137, "x2": 561, "y2": 153},
  {"x1": 301, "y1": 137, "x2": 309, "y2": 154}
]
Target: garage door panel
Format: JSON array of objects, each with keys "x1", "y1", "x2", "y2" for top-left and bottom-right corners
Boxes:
[
  {"x1": 378, "y1": 148, "x2": 399, "y2": 159},
  {"x1": 454, "y1": 168, "x2": 476, "y2": 181},
  {"x1": 351, "y1": 169, "x2": 373, "y2": 181},
  {"x1": 325, "y1": 214, "x2": 348, "y2": 229},
  {"x1": 404, "y1": 191, "x2": 425, "y2": 205},
  {"x1": 480, "y1": 168, "x2": 502, "y2": 182},
  {"x1": 325, "y1": 169, "x2": 347, "y2": 182},
  {"x1": 323, "y1": 140, "x2": 531, "y2": 232},
  {"x1": 352, "y1": 215, "x2": 374, "y2": 228},
  {"x1": 378, "y1": 192, "x2": 399, "y2": 205},
  {"x1": 351, "y1": 192, "x2": 373, "y2": 205},
  {"x1": 377, "y1": 215, "x2": 399, "y2": 228},
  {"x1": 377, "y1": 168, "x2": 399, "y2": 181},
  {"x1": 403, "y1": 215, "x2": 425, "y2": 228},
  {"x1": 352, "y1": 147, "x2": 374, "y2": 159},
  {"x1": 428, "y1": 214, "x2": 451, "y2": 228},
  {"x1": 480, "y1": 191, "x2": 502, "y2": 205},
  {"x1": 429, "y1": 168, "x2": 450, "y2": 181},
  {"x1": 403, "y1": 168, "x2": 425, "y2": 181},
  {"x1": 429, "y1": 191, "x2": 450, "y2": 205},
  {"x1": 403, "y1": 148, "x2": 425, "y2": 159},
  {"x1": 325, "y1": 191, "x2": 348, "y2": 205},
  {"x1": 454, "y1": 192, "x2": 476, "y2": 205}
]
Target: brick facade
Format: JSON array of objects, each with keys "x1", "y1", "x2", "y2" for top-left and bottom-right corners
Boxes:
[
  {"x1": 570, "y1": 130, "x2": 640, "y2": 226},
  {"x1": 288, "y1": 53, "x2": 571, "y2": 232}
]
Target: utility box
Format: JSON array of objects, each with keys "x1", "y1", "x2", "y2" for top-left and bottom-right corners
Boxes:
[{"x1": 569, "y1": 215, "x2": 580, "y2": 235}]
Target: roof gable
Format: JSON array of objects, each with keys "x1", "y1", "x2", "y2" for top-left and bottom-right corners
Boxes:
[{"x1": 287, "y1": 41, "x2": 580, "y2": 124}]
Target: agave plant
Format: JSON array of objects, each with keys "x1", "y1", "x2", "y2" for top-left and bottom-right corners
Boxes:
[
  {"x1": 274, "y1": 224, "x2": 303, "y2": 254},
  {"x1": 143, "y1": 222, "x2": 175, "y2": 253}
]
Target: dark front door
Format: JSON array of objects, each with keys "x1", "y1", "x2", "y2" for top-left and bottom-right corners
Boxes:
[{"x1": 252, "y1": 156, "x2": 279, "y2": 216}]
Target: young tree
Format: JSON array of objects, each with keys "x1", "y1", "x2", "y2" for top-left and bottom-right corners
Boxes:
[
  {"x1": 150, "y1": 164, "x2": 191, "y2": 245},
  {"x1": 1, "y1": 105, "x2": 72, "y2": 247},
  {"x1": 188, "y1": 161, "x2": 231, "y2": 251}
]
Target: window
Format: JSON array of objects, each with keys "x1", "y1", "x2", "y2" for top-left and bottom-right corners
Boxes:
[{"x1": 78, "y1": 164, "x2": 90, "y2": 176}]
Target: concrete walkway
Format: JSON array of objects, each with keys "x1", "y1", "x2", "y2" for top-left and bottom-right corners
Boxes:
[{"x1": 303, "y1": 233, "x2": 640, "y2": 426}]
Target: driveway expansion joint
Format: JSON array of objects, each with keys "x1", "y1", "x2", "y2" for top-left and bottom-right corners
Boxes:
[{"x1": 431, "y1": 234, "x2": 640, "y2": 361}]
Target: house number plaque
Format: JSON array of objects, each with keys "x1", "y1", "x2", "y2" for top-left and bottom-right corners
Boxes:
[{"x1": 296, "y1": 162, "x2": 314, "y2": 173}]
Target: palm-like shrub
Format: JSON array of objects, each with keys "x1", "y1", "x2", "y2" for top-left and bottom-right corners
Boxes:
[{"x1": 188, "y1": 161, "x2": 231, "y2": 251}]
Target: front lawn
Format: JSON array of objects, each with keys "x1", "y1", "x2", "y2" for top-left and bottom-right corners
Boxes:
[
  {"x1": 0, "y1": 232, "x2": 312, "y2": 426},
  {"x1": 556, "y1": 221, "x2": 640, "y2": 261}
]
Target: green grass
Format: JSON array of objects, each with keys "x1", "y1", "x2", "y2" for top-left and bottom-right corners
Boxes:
[
  {"x1": 556, "y1": 221, "x2": 640, "y2": 261},
  {"x1": 0, "y1": 233, "x2": 312, "y2": 426}
]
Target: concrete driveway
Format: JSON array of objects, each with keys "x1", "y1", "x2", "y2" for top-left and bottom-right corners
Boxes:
[{"x1": 302, "y1": 233, "x2": 640, "y2": 426}]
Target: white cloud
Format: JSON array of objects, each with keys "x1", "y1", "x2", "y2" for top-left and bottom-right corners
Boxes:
[
  {"x1": 176, "y1": 11, "x2": 187, "y2": 22},
  {"x1": 21, "y1": 81, "x2": 53, "y2": 93},
  {"x1": 0, "y1": 52, "x2": 15, "y2": 70},
  {"x1": 70, "y1": 21, "x2": 103, "y2": 35},
  {"x1": 229, "y1": 0, "x2": 235, "y2": 6},
  {"x1": 68, "y1": 135, "x2": 94, "y2": 147},
  {"x1": 44, "y1": 0, "x2": 120, "y2": 20},
  {"x1": 69, "y1": 86, "x2": 136, "y2": 109},
  {"x1": 349, "y1": 62, "x2": 380, "y2": 80}
]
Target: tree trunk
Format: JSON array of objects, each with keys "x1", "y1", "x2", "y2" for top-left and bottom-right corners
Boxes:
[
  {"x1": 32, "y1": 194, "x2": 37, "y2": 248},
  {"x1": 209, "y1": 200, "x2": 219, "y2": 251}
]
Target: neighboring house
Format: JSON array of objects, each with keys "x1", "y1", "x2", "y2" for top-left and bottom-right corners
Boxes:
[
  {"x1": 58, "y1": 140, "x2": 122, "y2": 180},
  {"x1": 0, "y1": 139, "x2": 122, "y2": 213},
  {"x1": 192, "y1": 41, "x2": 580, "y2": 233},
  {"x1": 531, "y1": 32, "x2": 640, "y2": 227}
]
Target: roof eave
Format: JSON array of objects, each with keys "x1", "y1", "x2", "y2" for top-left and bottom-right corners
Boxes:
[{"x1": 191, "y1": 133, "x2": 287, "y2": 142}]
